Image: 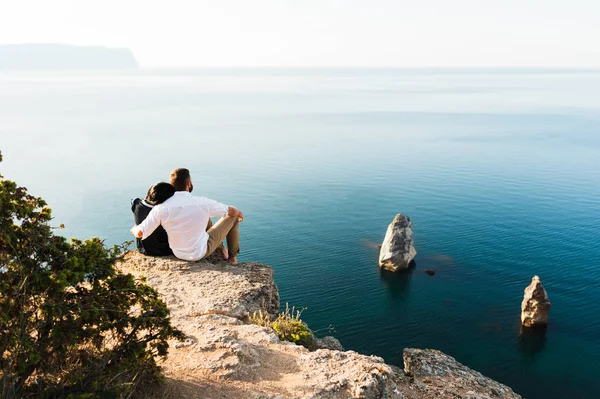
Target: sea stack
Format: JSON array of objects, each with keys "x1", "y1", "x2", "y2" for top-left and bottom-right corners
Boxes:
[
  {"x1": 379, "y1": 213, "x2": 417, "y2": 272},
  {"x1": 521, "y1": 276, "x2": 551, "y2": 327}
]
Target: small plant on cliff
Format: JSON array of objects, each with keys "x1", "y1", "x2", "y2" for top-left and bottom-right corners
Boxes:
[
  {"x1": 273, "y1": 304, "x2": 315, "y2": 348},
  {"x1": 248, "y1": 309, "x2": 273, "y2": 328},
  {"x1": 0, "y1": 151, "x2": 184, "y2": 398},
  {"x1": 250, "y1": 303, "x2": 316, "y2": 349}
]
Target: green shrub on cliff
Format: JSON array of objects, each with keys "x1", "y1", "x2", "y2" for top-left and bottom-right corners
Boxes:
[
  {"x1": 0, "y1": 152, "x2": 184, "y2": 398},
  {"x1": 250, "y1": 303, "x2": 316, "y2": 349}
]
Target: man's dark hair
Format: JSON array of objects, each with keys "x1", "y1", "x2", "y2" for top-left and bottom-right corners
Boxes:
[
  {"x1": 145, "y1": 182, "x2": 175, "y2": 205},
  {"x1": 170, "y1": 168, "x2": 190, "y2": 192}
]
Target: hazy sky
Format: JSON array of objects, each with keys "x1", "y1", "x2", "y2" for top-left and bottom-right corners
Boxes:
[{"x1": 0, "y1": 0, "x2": 598, "y2": 67}]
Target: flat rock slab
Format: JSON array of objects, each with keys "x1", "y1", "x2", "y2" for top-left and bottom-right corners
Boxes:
[
  {"x1": 404, "y1": 349, "x2": 521, "y2": 399},
  {"x1": 119, "y1": 252, "x2": 280, "y2": 320},
  {"x1": 166, "y1": 314, "x2": 403, "y2": 398}
]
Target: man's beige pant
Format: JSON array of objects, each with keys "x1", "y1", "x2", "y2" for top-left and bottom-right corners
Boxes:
[{"x1": 204, "y1": 217, "x2": 240, "y2": 259}]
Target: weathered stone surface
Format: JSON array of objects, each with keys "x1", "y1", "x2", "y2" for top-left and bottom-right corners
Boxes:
[
  {"x1": 297, "y1": 350, "x2": 401, "y2": 398},
  {"x1": 379, "y1": 214, "x2": 417, "y2": 271},
  {"x1": 119, "y1": 252, "x2": 280, "y2": 320},
  {"x1": 120, "y1": 253, "x2": 520, "y2": 399},
  {"x1": 403, "y1": 349, "x2": 521, "y2": 398},
  {"x1": 521, "y1": 275, "x2": 551, "y2": 327},
  {"x1": 315, "y1": 336, "x2": 344, "y2": 351}
]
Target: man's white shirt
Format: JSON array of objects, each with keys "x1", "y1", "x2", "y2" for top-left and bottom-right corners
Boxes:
[{"x1": 133, "y1": 191, "x2": 228, "y2": 261}]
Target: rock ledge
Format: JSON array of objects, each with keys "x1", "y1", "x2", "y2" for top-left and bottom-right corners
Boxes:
[{"x1": 119, "y1": 252, "x2": 520, "y2": 399}]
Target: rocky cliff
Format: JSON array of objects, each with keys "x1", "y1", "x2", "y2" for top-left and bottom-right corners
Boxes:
[
  {"x1": 0, "y1": 44, "x2": 139, "y2": 69},
  {"x1": 119, "y1": 252, "x2": 520, "y2": 399}
]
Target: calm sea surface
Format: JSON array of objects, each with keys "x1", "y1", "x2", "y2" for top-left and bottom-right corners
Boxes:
[{"x1": 1, "y1": 69, "x2": 599, "y2": 398}]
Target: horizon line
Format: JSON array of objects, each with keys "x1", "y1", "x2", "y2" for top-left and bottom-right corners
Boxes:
[{"x1": 135, "y1": 65, "x2": 600, "y2": 70}]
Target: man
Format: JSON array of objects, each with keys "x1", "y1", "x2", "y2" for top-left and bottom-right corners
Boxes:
[{"x1": 130, "y1": 168, "x2": 243, "y2": 264}]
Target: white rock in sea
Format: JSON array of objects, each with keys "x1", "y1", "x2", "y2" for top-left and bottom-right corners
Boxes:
[
  {"x1": 521, "y1": 275, "x2": 551, "y2": 327},
  {"x1": 379, "y1": 214, "x2": 417, "y2": 272}
]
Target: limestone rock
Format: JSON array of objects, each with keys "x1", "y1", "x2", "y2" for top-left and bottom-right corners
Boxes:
[
  {"x1": 119, "y1": 252, "x2": 280, "y2": 320},
  {"x1": 314, "y1": 336, "x2": 344, "y2": 351},
  {"x1": 379, "y1": 214, "x2": 417, "y2": 271},
  {"x1": 521, "y1": 275, "x2": 551, "y2": 327},
  {"x1": 297, "y1": 350, "x2": 401, "y2": 398},
  {"x1": 403, "y1": 349, "x2": 521, "y2": 398},
  {"x1": 119, "y1": 252, "x2": 520, "y2": 399},
  {"x1": 152, "y1": 307, "x2": 403, "y2": 397}
]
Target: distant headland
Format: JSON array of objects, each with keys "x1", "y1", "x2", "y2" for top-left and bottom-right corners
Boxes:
[{"x1": 0, "y1": 43, "x2": 139, "y2": 70}]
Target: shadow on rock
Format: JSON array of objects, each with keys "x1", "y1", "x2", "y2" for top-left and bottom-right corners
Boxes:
[{"x1": 148, "y1": 377, "x2": 262, "y2": 399}]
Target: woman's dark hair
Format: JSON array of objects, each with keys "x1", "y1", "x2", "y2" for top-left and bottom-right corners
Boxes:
[{"x1": 145, "y1": 182, "x2": 175, "y2": 205}]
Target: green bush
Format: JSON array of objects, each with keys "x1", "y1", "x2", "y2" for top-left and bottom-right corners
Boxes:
[
  {"x1": 250, "y1": 303, "x2": 316, "y2": 350},
  {"x1": 0, "y1": 151, "x2": 184, "y2": 398}
]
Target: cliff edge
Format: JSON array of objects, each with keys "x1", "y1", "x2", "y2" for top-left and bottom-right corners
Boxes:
[{"x1": 119, "y1": 252, "x2": 520, "y2": 399}]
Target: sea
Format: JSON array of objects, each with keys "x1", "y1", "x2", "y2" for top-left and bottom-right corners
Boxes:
[{"x1": 1, "y1": 68, "x2": 599, "y2": 398}]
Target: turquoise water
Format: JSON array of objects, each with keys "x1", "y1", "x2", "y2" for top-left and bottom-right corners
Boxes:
[{"x1": 1, "y1": 69, "x2": 600, "y2": 398}]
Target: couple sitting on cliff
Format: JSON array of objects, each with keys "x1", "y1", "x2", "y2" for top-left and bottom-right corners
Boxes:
[{"x1": 130, "y1": 168, "x2": 244, "y2": 265}]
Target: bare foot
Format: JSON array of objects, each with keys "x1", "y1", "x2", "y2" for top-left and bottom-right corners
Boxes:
[
  {"x1": 227, "y1": 256, "x2": 238, "y2": 265},
  {"x1": 220, "y1": 247, "x2": 229, "y2": 260}
]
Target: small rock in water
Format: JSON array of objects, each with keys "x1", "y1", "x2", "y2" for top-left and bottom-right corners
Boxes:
[
  {"x1": 378, "y1": 214, "x2": 417, "y2": 272},
  {"x1": 521, "y1": 275, "x2": 551, "y2": 327},
  {"x1": 315, "y1": 336, "x2": 344, "y2": 351},
  {"x1": 424, "y1": 269, "x2": 436, "y2": 276}
]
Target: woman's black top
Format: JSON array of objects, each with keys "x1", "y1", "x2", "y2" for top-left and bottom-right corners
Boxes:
[{"x1": 131, "y1": 198, "x2": 173, "y2": 256}]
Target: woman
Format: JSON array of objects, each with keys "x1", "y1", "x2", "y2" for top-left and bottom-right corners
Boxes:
[{"x1": 131, "y1": 182, "x2": 174, "y2": 256}]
